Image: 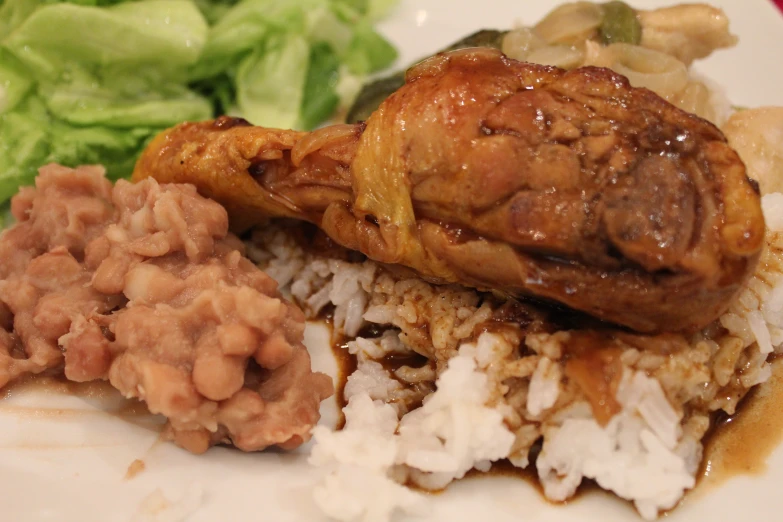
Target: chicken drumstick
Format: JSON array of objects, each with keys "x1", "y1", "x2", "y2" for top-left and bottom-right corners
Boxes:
[{"x1": 133, "y1": 48, "x2": 764, "y2": 333}]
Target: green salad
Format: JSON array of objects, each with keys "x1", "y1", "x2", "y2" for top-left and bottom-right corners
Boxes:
[{"x1": 0, "y1": 0, "x2": 399, "y2": 211}]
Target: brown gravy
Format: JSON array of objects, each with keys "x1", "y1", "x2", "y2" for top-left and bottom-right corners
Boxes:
[
  {"x1": 4, "y1": 320, "x2": 781, "y2": 509},
  {"x1": 323, "y1": 313, "x2": 783, "y2": 505},
  {"x1": 466, "y1": 459, "x2": 546, "y2": 496},
  {"x1": 330, "y1": 336, "x2": 358, "y2": 429},
  {"x1": 465, "y1": 460, "x2": 611, "y2": 505},
  {"x1": 3, "y1": 374, "x2": 116, "y2": 400},
  {"x1": 328, "y1": 324, "x2": 431, "y2": 427},
  {"x1": 699, "y1": 355, "x2": 783, "y2": 486},
  {"x1": 380, "y1": 351, "x2": 431, "y2": 373},
  {"x1": 1, "y1": 374, "x2": 150, "y2": 417},
  {"x1": 125, "y1": 458, "x2": 146, "y2": 480},
  {"x1": 324, "y1": 317, "x2": 783, "y2": 498},
  {"x1": 465, "y1": 356, "x2": 783, "y2": 507}
]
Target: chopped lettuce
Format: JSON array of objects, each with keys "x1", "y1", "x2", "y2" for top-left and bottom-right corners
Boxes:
[
  {"x1": 0, "y1": 97, "x2": 153, "y2": 203},
  {"x1": 235, "y1": 33, "x2": 310, "y2": 129},
  {"x1": 193, "y1": 0, "x2": 241, "y2": 23},
  {"x1": 334, "y1": 0, "x2": 399, "y2": 21},
  {"x1": 4, "y1": 1, "x2": 208, "y2": 82},
  {"x1": 0, "y1": 0, "x2": 48, "y2": 41},
  {"x1": 191, "y1": 0, "x2": 398, "y2": 123},
  {"x1": 189, "y1": 1, "x2": 309, "y2": 82},
  {"x1": 0, "y1": 49, "x2": 32, "y2": 113},
  {"x1": 0, "y1": 0, "x2": 399, "y2": 206},
  {"x1": 301, "y1": 42, "x2": 341, "y2": 130},
  {"x1": 0, "y1": 0, "x2": 212, "y2": 205},
  {"x1": 343, "y1": 20, "x2": 398, "y2": 75}
]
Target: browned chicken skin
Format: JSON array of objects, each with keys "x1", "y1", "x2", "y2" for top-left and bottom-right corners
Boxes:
[{"x1": 133, "y1": 48, "x2": 764, "y2": 333}]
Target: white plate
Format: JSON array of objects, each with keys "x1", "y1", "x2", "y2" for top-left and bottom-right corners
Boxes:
[{"x1": 3, "y1": 1, "x2": 783, "y2": 521}]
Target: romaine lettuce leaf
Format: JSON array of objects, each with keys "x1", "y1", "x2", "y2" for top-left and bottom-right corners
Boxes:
[
  {"x1": 0, "y1": 0, "x2": 48, "y2": 41},
  {"x1": 190, "y1": 0, "x2": 307, "y2": 81},
  {"x1": 41, "y1": 76, "x2": 213, "y2": 128},
  {"x1": 193, "y1": 0, "x2": 242, "y2": 24},
  {"x1": 191, "y1": 73, "x2": 236, "y2": 116},
  {"x1": 194, "y1": 0, "x2": 397, "y2": 127},
  {"x1": 0, "y1": 0, "x2": 213, "y2": 205},
  {"x1": 4, "y1": 0, "x2": 208, "y2": 78},
  {"x1": 236, "y1": 33, "x2": 310, "y2": 129},
  {"x1": 0, "y1": 49, "x2": 32, "y2": 114},
  {"x1": 0, "y1": 1, "x2": 153, "y2": 44},
  {"x1": 300, "y1": 42, "x2": 341, "y2": 129},
  {"x1": 0, "y1": 0, "x2": 399, "y2": 206},
  {"x1": 3, "y1": 0, "x2": 212, "y2": 127},
  {"x1": 0, "y1": 97, "x2": 155, "y2": 203},
  {"x1": 306, "y1": 3, "x2": 354, "y2": 56},
  {"x1": 343, "y1": 20, "x2": 398, "y2": 75},
  {"x1": 333, "y1": 0, "x2": 399, "y2": 20}
]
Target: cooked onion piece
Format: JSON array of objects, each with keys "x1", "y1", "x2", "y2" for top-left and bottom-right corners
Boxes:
[
  {"x1": 602, "y1": 43, "x2": 688, "y2": 99},
  {"x1": 503, "y1": 2, "x2": 736, "y2": 125},
  {"x1": 582, "y1": 39, "x2": 612, "y2": 67},
  {"x1": 533, "y1": 2, "x2": 604, "y2": 45},
  {"x1": 672, "y1": 80, "x2": 715, "y2": 123},
  {"x1": 501, "y1": 27, "x2": 546, "y2": 61},
  {"x1": 526, "y1": 45, "x2": 585, "y2": 69},
  {"x1": 638, "y1": 4, "x2": 738, "y2": 65},
  {"x1": 723, "y1": 107, "x2": 783, "y2": 196}
]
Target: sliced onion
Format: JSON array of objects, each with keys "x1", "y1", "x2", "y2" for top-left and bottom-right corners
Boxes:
[
  {"x1": 526, "y1": 45, "x2": 585, "y2": 69},
  {"x1": 637, "y1": 4, "x2": 738, "y2": 65},
  {"x1": 501, "y1": 27, "x2": 546, "y2": 61},
  {"x1": 534, "y1": 2, "x2": 604, "y2": 45},
  {"x1": 672, "y1": 80, "x2": 714, "y2": 121},
  {"x1": 582, "y1": 39, "x2": 614, "y2": 67},
  {"x1": 607, "y1": 43, "x2": 688, "y2": 98}
]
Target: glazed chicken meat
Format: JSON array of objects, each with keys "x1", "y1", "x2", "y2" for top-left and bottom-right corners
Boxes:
[
  {"x1": 133, "y1": 48, "x2": 764, "y2": 333},
  {"x1": 0, "y1": 164, "x2": 333, "y2": 454}
]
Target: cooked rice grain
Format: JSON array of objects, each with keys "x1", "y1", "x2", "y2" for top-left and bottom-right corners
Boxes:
[{"x1": 248, "y1": 214, "x2": 783, "y2": 521}]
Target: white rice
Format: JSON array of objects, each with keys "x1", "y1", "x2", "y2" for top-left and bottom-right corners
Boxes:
[
  {"x1": 344, "y1": 360, "x2": 402, "y2": 405},
  {"x1": 247, "y1": 198, "x2": 783, "y2": 521},
  {"x1": 718, "y1": 193, "x2": 783, "y2": 369},
  {"x1": 536, "y1": 371, "x2": 694, "y2": 520},
  {"x1": 310, "y1": 335, "x2": 515, "y2": 519},
  {"x1": 526, "y1": 357, "x2": 561, "y2": 417},
  {"x1": 309, "y1": 394, "x2": 427, "y2": 522}
]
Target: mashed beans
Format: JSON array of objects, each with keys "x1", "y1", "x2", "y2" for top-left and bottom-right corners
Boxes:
[{"x1": 0, "y1": 164, "x2": 332, "y2": 454}]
